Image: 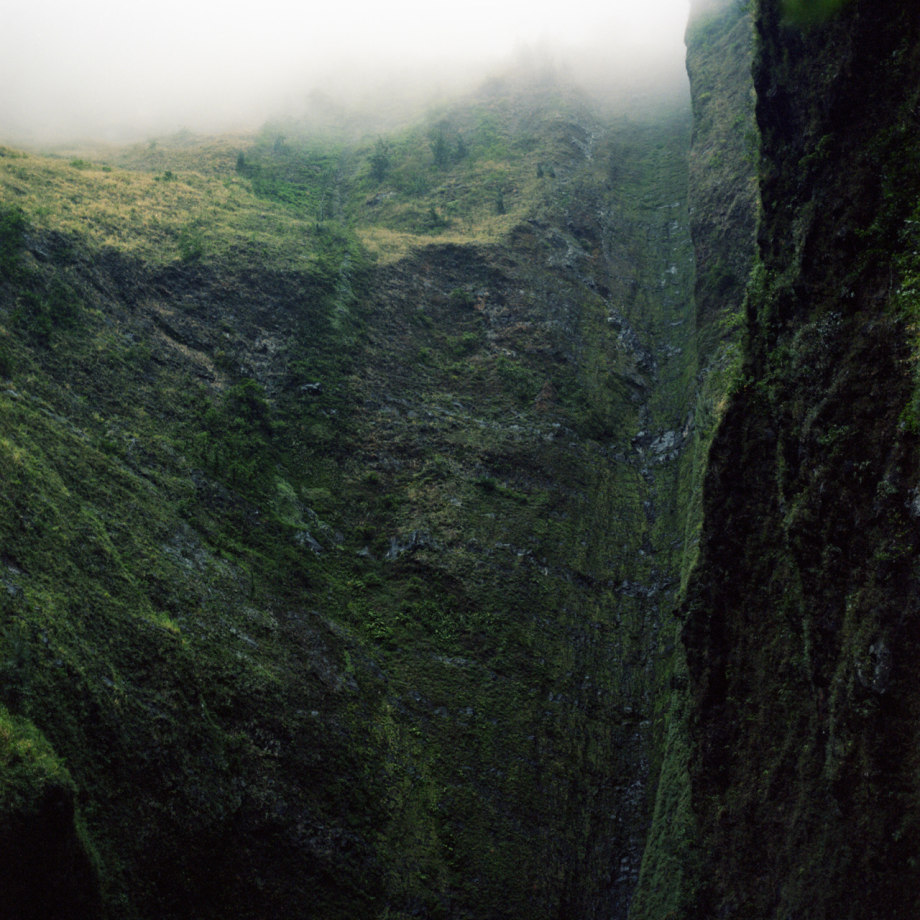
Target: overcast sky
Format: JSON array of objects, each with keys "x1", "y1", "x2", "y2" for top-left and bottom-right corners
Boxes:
[{"x1": 0, "y1": 0, "x2": 691, "y2": 143}]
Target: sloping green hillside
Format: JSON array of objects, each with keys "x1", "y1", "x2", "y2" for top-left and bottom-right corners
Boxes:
[{"x1": 0, "y1": 77, "x2": 697, "y2": 919}]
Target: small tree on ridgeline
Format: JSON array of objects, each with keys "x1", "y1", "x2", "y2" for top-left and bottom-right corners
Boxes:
[
  {"x1": 454, "y1": 134, "x2": 468, "y2": 162},
  {"x1": 430, "y1": 129, "x2": 450, "y2": 169},
  {"x1": 369, "y1": 138, "x2": 391, "y2": 183}
]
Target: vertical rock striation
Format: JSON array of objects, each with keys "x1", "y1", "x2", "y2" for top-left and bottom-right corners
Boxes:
[
  {"x1": 681, "y1": 0, "x2": 920, "y2": 916},
  {"x1": 631, "y1": 2, "x2": 758, "y2": 915}
]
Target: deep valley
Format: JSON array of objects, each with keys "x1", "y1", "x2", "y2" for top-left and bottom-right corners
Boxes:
[{"x1": 1, "y1": 1, "x2": 919, "y2": 918}]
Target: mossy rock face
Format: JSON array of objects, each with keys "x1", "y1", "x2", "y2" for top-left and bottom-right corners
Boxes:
[
  {"x1": 0, "y1": 74, "x2": 699, "y2": 917},
  {"x1": 629, "y1": 3, "x2": 758, "y2": 916},
  {"x1": 679, "y1": 0, "x2": 920, "y2": 917},
  {"x1": 0, "y1": 708, "x2": 101, "y2": 919}
]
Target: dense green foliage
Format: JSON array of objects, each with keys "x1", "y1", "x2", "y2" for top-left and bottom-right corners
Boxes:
[{"x1": 781, "y1": 0, "x2": 851, "y2": 26}]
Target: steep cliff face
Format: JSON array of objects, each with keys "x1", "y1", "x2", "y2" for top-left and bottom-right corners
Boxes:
[
  {"x1": 18, "y1": 3, "x2": 920, "y2": 912},
  {"x1": 0, "y1": 83, "x2": 697, "y2": 919},
  {"x1": 682, "y1": 1, "x2": 920, "y2": 916},
  {"x1": 630, "y1": 2, "x2": 757, "y2": 915},
  {"x1": 686, "y1": 0, "x2": 758, "y2": 348}
]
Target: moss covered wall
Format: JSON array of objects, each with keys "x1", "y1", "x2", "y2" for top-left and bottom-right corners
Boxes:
[
  {"x1": 630, "y1": 2, "x2": 758, "y2": 916},
  {"x1": 16, "y1": 2, "x2": 920, "y2": 911},
  {"x1": 681, "y1": 1, "x2": 920, "y2": 916},
  {"x1": 0, "y1": 84, "x2": 699, "y2": 918}
]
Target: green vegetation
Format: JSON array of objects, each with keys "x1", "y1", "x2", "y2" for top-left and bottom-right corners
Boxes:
[
  {"x1": 0, "y1": 705, "x2": 102, "y2": 918},
  {"x1": 0, "y1": 706, "x2": 75, "y2": 817},
  {"x1": 0, "y1": 205, "x2": 26, "y2": 275},
  {"x1": 674, "y1": 0, "x2": 920, "y2": 916},
  {"x1": 217, "y1": 83, "x2": 599, "y2": 260},
  {"x1": 368, "y1": 137, "x2": 391, "y2": 183},
  {"x1": 781, "y1": 0, "x2": 851, "y2": 26},
  {"x1": 0, "y1": 73, "x2": 701, "y2": 918}
]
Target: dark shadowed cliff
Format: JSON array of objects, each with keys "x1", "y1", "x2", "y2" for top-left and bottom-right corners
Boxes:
[
  {"x1": 630, "y1": 1, "x2": 758, "y2": 915},
  {"x1": 681, "y1": 0, "x2": 920, "y2": 916}
]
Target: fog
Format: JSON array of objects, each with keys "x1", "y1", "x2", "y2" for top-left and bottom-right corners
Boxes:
[{"x1": 1, "y1": 0, "x2": 691, "y2": 144}]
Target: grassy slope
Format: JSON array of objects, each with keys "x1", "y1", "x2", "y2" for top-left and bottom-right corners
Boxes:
[{"x1": 0, "y1": 77, "x2": 695, "y2": 919}]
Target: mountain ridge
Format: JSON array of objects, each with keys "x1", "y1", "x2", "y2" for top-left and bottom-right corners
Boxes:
[{"x1": 0, "y1": 78, "x2": 698, "y2": 918}]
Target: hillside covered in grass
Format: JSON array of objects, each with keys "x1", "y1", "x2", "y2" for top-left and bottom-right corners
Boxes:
[{"x1": 0, "y1": 72, "x2": 701, "y2": 919}]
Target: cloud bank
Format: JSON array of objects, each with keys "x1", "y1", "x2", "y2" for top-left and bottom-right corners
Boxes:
[{"x1": 0, "y1": 0, "x2": 691, "y2": 142}]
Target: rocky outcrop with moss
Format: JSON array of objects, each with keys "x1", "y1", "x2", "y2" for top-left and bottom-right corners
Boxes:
[{"x1": 681, "y1": 0, "x2": 920, "y2": 916}]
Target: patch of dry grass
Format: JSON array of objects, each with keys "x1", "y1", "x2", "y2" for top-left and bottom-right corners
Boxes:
[{"x1": 0, "y1": 145, "x2": 320, "y2": 270}]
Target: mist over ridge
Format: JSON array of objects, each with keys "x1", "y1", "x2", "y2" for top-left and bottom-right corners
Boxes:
[{"x1": 1, "y1": 0, "x2": 690, "y2": 145}]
